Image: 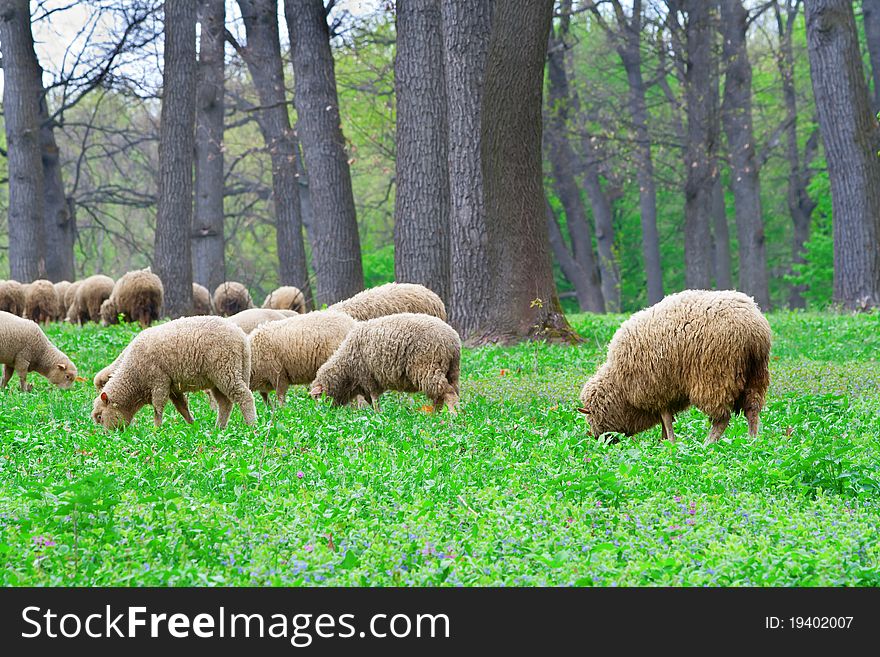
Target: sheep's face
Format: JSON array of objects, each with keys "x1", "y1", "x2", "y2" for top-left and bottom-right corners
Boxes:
[
  {"x1": 309, "y1": 379, "x2": 353, "y2": 407},
  {"x1": 49, "y1": 362, "x2": 78, "y2": 389},
  {"x1": 92, "y1": 391, "x2": 130, "y2": 430},
  {"x1": 99, "y1": 299, "x2": 117, "y2": 326},
  {"x1": 578, "y1": 371, "x2": 629, "y2": 438}
]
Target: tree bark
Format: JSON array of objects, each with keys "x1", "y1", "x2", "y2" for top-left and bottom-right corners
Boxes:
[
  {"x1": 440, "y1": 0, "x2": 493, "y2": 339},
  {"x1": 39, "y1": 95, "x2": 75, "y2": 282},
  {"x1": 806, "y1": 0, "x2": 880, "y2": 309},
  {"x1": 0, "y1": 0, "x2": 45, "y2": 281},
  {"x1": 479, "y1": 0, "x2": 579, "y2": 343},
  {"x1": 284, "y1": 0, "x2": 364, "y2": 306},
  {"x1": 154, "y1": 0, "x2": 197, "y2": 317},
  {"x1": 711, "y1": 175, "x2": 732, "y2": 289},
  {"x1": 582, "y1": 144, "x2": 620, "y2": 312},
  {"x1": 193, "y1": 0, "x2": 226, "y2": 295},
  {"x1": 393, "y1": 0, "x2": 451, "y2": 304},
  {"x1": 863, "y1": 0, "x2": 880, "y2": 114},
  {"x1": 238, "y1": 0, "x2": 312, "y2": 306},
  {"x1": 720, "y1": 0, "x2": 770, "y2": 307}
]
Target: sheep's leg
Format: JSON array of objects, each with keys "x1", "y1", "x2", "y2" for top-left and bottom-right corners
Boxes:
[
  {"x1": 151, "y1": 386, "x2": 170, "y2": 427},
  {"x1": 1, "y1": 365, "x2": 13, "y2": 389},
  {"x1": 660, "y1": 410, "x2": 675, "y2": 443},
  {"x1": 706, "y1": 412, "x2": 731, "y2": 444},
  {"x1": 212, "y1": 388, "x2": 234, "y2": 428},
  {"x1": 260, "y1": 391, "x2": 271, "y2": 406},
  {"x1": 275, "y1": 380, "x2": 289, "y2": 407},
  {"x1": 746, "y1": 407, "x2": 760, "y2": 438},
  {"x1": 441, "y1": 392, "x2": 459, "y2": 416},
  {"x1": 352, "y1": 394, "x2": 369, "y2": 409},
  {"x1": 224, "y1": 382, "x2": 257, "y2": 426},
  {"x1": 170, "y1": 392, "x2": 194, "y2": 424},
  {"x1": 14, "y1": 356, "x2": 32, "y2": 392},
  {"x1": 207, "y1": 390, "x2": 219, "y2": 412},
  {"x1": 369, "y1": 392, "x2": 381, "y2": 412}
]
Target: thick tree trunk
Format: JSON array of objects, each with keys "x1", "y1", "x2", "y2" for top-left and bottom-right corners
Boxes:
[
  {"x1": 0, "y1": 0, "x2": 45, "y2": 281},
  {"x1": 480, "y1": 0, "x2": 578, "y2": 343},
  {"x1": 720, "y1": 0, "x2": 770, "y2": 308},
  {"x1": 284, "y1": 0, "x2": 364, "y2": 306},
  {"x1": 154, "y1": 0, "x2": 197, "y2": 317},
  {"x1": 711, "y1": 176, "x2": 732, "y2": 289},
  {"x1": 39, "y1": 95, "x2": 75, "y2": 282},
  {"x1": 238, "y1": 0, "x2": 312, "y2": 306},
  {"x1": 440, "y1": 0, "x2": 493, "y2": 339},
  {"x1": 863, "y1": 0, "x2": 880, "y2": 114},
  {"x1": 393, "y1": 0, "x2": 451, "y2": 304},
  {"x1": 806, "y1": 0, "x2": 880, "y2": 309},
  {"x1": 193, "y1": 0, "x2": 226, "y2": 294}
]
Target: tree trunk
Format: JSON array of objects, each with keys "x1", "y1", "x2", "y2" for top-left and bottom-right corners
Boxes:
[
  {"x1": 440, "y1": 0, "x2": 493, "y2": 339},
  {"x1": 863, "y1": 0, "x2": 880, "y2": 114},
  {"x1": 479, "y1": 0, "x2": 578, "y2": 343},
  {"x1": 681, "y1": 0, "x2": 716, "y2": 289},
  {"x1": 582, "y1": 150, "x2": 620, "y2": 312},
  {"x1": 39, "y1": 95, "x2": 75, "y2": 282},
  {"x1": 720, "y1": 0, "x2": 770, "y2": 307},
  {"x1": 0, "y1": 0, "x2": 45, "y2": 281},
  {"x1": 393, "y1": 0, "x2": 451, "y2": 304},
  {"x1": 711, "y1": 175, "x2": 732, "y2": 289},
  {"x1": 238, "y1": 0, "x2": 312, "y2": 306},
  {"x1": 806, "y1": 0, "x2": 880, "y2": 309},
  {"x1": 193, "y1": 0, "x2": 226, "y2": 295},
  {"x1": 284, "y1": 0, "x2": 364, "y2": 306},
  {"x1": 154, "y1": 0, "x2": 197, "y2": 317},
  {"x1": 546, "y1": 201, "x2": 597, "y2": 312}
]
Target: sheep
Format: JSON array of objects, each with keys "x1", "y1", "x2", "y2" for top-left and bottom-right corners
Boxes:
[
  {"x1": 90, "y1": 315, "x2": 256, "y2": 429},
  {"x1": 23, "y1": 279, "x2": 60, "y2": 325},
  {"x1": 67, "y1": 275, "x2": 114, "y2": 324},
  {"x1": 0, "y1": 310, "x2": 79, "y2": 391},
  {"x1": 250, "y1": 310, "x2": 356, "y2": 405},
  {"x1": 192, "y1": 283, "x2": 213, "y2": 315},
  {"x1": 213, "y1": 281, "x2": 254, "y2": 317},
  {"x1": 577, "y1": 289, "x2": 772, "y2": 444},
  {"x1": 328, "y1": 282, "x2": 447, "y2": 322},
  {"x1": 0, "y1": 280, "x2": 27, "y2": 317},
  {"x1": 226, "y1": 307, "x2": 297, "y2": 335},
  {"x1": 262, "y1": 286, "x2": 306, "y2": 313},
  {"x1": 63, "y1": 280, "x2": 82, "y2": 319},
  {"x1": 310, "y1": 313, "x2": 461, "y2": 414},
  {"x1": 52, "y1": 281, "x2": 72, "y2": 320},
  {"x1": 100, "y1": 268, "x2": 164, "y2": 327}
]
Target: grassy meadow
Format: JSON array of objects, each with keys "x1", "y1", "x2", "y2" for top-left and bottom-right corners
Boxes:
[{"x1": 0, "y1": 311, "x2": 878, "y2": 586}]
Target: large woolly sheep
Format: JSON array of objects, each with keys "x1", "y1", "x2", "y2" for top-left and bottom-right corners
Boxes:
[
  {"x1": 0, "y1": 310, "x2": 79, "y2": 391},
  {"x1": 52, "y1": 281, "x2": 72, "y2": 320},
  {"x1": 0, "y1": 280, "x2": 27, "y2": 317},
  {"x1": 226, "y1": 307, "x2": 297, "y2": 335},
  {"x1": 100, "y1": 269, "x2": 164, "y2": 327},
  {"x1": 250, "y1": 310, "x2": 356, "y2": 405},
  {"x1": 192, "y1": 283, "x2": 213, "y2": 315},
  {"x1": 310, "y1": 313, "x2": 461, "y2": 413},
  {"x1": 213, "y1": 281, "x2": 254, "y2": 317},
  {"x1": 262, "y1": 286, "x2": 306, "y2": 313},
  {"x1": 328, "y1": 282, "x2": 447, "y2": 322},
  {"x1": 578, "y1": 290, "x2": 771, "y2": 444},
  {"x1": 67, "y1": 275, "x2": 114, "y2": 324},
  {"x1": 23, "y1": 279, "x2": 60, "y2": 324},
  {"x1": 91, "y1": 316, "x2": 256, "y2": 429}
]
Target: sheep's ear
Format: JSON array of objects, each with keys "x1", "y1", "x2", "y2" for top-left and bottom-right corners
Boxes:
[
  {"x1": 576, "y1": 406, "x2": 589, "y2": 415},
  {"x1": 309, "y1": 384, "x2": 323, "y2": 398},
  {"x1": 57, "y1": 363, "x2": 66, "y2": 371},
  {"x1": 100, "y1": 391, "x2": 109, "y2": 404},
  {"x1": 75, "y1": 376, "x2": 86, "y2": 382}
]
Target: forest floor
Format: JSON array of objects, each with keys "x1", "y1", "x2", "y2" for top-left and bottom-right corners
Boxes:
[{"x1": 0, "y1": 312, "x2": 878, "y2": 585}]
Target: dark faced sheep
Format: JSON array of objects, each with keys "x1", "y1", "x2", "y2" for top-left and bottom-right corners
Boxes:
[
  {"x1": 192, "y1": 283, "x2": 213, "y2": 315},
  {"x1": 262, "y1": 286, "x2": 306, "y2": 313},
  {"x1": 100, "y1": 269, "x2": 164, "y2": 327},
  {"x1": 213, "y1": 281, "x2": 254, "y2": 317},
  {"x1": 328, "y1": 282, "x2": 447, "y2": 322},
  {"x1": 0, "y1": 280, "x2": 27, "y2": 317},
  {"x1": 24, "y1": 279, "x2": 60, "y2": 325},
  {"x1": 578, "y1": 290, "x2": 771, "y2": 444}
]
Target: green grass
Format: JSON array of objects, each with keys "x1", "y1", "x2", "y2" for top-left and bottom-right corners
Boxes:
[{"x1": 1, "y1": 311, "x2": 878, "y2": 586}]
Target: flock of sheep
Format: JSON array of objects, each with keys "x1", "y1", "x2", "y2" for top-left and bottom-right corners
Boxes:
[{"x1": 0, "y1": 270, "x2": 772, "y2": 444}]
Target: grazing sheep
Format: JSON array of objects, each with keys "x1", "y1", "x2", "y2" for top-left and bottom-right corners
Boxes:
[
  {"x1": 52, "y1": 281, "x2": 72, "y2": 320},
  {"x1": 67, "y1": 275, "x2": 114, "y2": 324},
  {"x1": 24, "y1": 279, "x2": 60, "y2": 324},
  {"x1": 226, "y1": 307, "x2": 296, "y2": 335},
  {"x1": 250, "y1": 310, "x2": 356, "y2": 405},
  {"x1": 0, "y1": 280, "x2": 27, "y2": 317},
  {"x1": 63, "y1": 280, "x2": 82, "y2": 319},
  {"x1": 0, "y1": 310, "x2": 79, "y2": 391},
  {"x1": 310, "y1": 313, "x2": 461, "y2": 413},
  {"x1": 192, "y1": 283, "x2": 213, "y2": 315},
  {"x1": 328, "y1": 282, "x2": 447, "y2": 322},
  {"x1": 90, "y1": 315, "x2": 256, "y2": 429},
  {"x1": 100, "y1": 269, "x2": 164, "y2": 327},
  {"x1": 213, "y1": 281, "x2": 254, "y2": 317},
  {"x1": 578, "y1": 290, "x2": 772, "y2": 444},
  {"x1": 262, "y1": 286, "x2": 306, "y2": 313}
]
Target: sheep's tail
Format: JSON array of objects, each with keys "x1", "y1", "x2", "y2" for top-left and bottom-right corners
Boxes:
[{"x1": 741, "y1": 345, "x2": 770, "y2": 437}]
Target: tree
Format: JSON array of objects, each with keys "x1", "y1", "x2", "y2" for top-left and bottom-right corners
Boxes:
[
  {"x1": 39, "y1": 87, "x2": 75, "y2": 283},
  {"x1": 863, "y1": 0, "x2": 880, "y2": 114},
  {"x1": 284, "y1": 0, "x2": 364, "y2": 306},
  {"x1": 1, "y1": 0, "x2": 46, "y2": 281},
  {"x1": 192, "y1": 0, "x2": 226, "y2": 295},
  {"x1": 393, "y1": 0, "x2": 451, "y2": 304},
  {"x1": 234, "y1": 0, "x2": 312, "y2": 306},
  {"x1": 154, "y1": 0, "x2": 197, "y2": 317},
  {"x1": 805, "y1": 0, "x2": 880, "y2": 309},
  {"x1": 479, "y1": 0, "x2": 578, "y2": 343}
]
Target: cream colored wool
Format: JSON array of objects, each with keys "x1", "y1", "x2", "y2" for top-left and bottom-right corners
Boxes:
[
  {"x1": 63, "y1": 280, "x2": 82, "y2": 318},
  {"x1": 262, "y1": 286, "x2": 306, "y2": 313},
  {"x1": 192, "y1": 283, "x2": 213, "y2": 315},
  {"x1": 328, "y1": 282, "x2": 447, "y2": 322},
  {"x1": 100, "y1": 269, "x2": 164, "y2": 327},
  {"x1": 578, "y1": 289, "x2": 772, "y2": 443},
  {"x1": 0, "y1": 280, "x2": 27, "y2": 317},
  {"x1": 91, "y1": 316, "x2": 256, "y2": 430},
  {"x1": 0, "y1": 310, "x2": 78, "y2": 391},
  {"x1": 213, "y1": 281, "x2": 254, "y2": 316},
  {"x1": 24, "y1": 279, "x2": 60, "y2": 325},
  {"x1": 249, "y1": 310, "x2": 356, "y2": 405},
  {"x1": 52, "y1": 282, "x2": 72, "y2": 320},
  {"x1": 226, "y1": 308, "x2": 291, "y2": 334},
  {"x1": 67, "y1": 275, "x2": 114, "y2": 324},
  {"x1": 310, "y1": 313, "x2": 461, "y2": 413}
]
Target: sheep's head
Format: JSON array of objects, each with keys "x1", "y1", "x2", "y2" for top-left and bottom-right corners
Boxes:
[
  {"x1": 48, "y1": 362, "x2": 78, "y2": 389},
  {"x1": 578, "y1": 368, "x2": 628, "y2": 438},
  {"x1": 91, "y1": 391, "x2": 131, "y2": 430},
  {"x1": 99, "y1": 299, "x2": 117, "y2": 326},
  {"x1": 309, "y1": 377, "x2": 353, "y2": 407}
]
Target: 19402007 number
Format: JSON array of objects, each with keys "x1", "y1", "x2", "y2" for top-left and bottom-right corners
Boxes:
[{"x1": 790, "y1": 617, "x2": 853, "y2": 629}]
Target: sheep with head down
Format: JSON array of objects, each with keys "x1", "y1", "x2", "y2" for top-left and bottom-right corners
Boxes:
[
  {"x1": 100, "y1": 268, "x2": 164, "y2": 327},
  {"x1": 213, "y1": 281, "x2": 253, "y2": 317},
  {"x1": 0, "y1": 280, "x2": 27, "y2": 317},
  {"x1": 578, "y1": 290, "x2": 771, "y2": 444},
  {"x1": 262, "y1": 286, "x2": 306, "y2": 313},
  {"x1": 67, "y1": 275, "x2": 114, "y2": 324},
  {"x1": 52, "y1": 281, "x2": 72, "y2": 320},
  {"x1": 1, "y1": 310, "x2": 79, "y2": 391},
  {"x1": 24, "y1": 279, "x2": 60, "y2": 325},
  {"x1": 226, "y1": 307, "x2": 297, "y2": 335},
  {"x1": 192, "y1": 283, "x2": 213, "y2": 315},
  {"x1": 328, "y1": 282, "x2": 447, "y2": 322}
]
